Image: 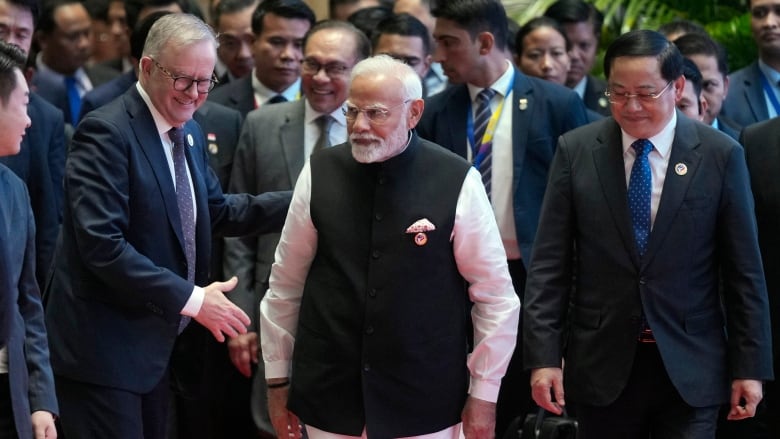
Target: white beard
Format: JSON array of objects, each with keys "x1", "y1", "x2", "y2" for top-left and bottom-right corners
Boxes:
[{"x1": 349, "y1": 126, "x2": 409, "y2": 163}]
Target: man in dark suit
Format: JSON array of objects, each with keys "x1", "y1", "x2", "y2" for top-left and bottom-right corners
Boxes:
[
  {"x1": 0, "y1": 40, "x2": 58, "y2": 439},
  {"x1": 43, "y1": 14, "x2": 290, "y2": 439},
  {"x1": 544, "y1": 0, "x2": 611, "y2": 116},
  {"x1": 740, "y1": 117, "x2": 780, "y2": 438},
  {"x1": 208, "y1": 0, "x2": 315, "y2": 119},
  {"x1": 223, "y1": 20, "x2": 369, "y2": 437},
  {"x1": 720, "y1": 0, "x2": 780, "y2": 127},
  {"x1": 0, "y1": 0, "x2": 66, "y2": 288},
  {"x1": 32, "y1": 0, "x2": 118, "y2": 126},
  {"x1": 212, "y1": 0, "x2": 258, "y2": 86},
  {"x1": 415, "y1": 0, "x2": 588, "y2": 434},
  {"x1": 524, "y1": 30, "x2": 773, "y2": 438},
  {"x1": 674, "y1": 33, "x2": 743, "y2": 140}
]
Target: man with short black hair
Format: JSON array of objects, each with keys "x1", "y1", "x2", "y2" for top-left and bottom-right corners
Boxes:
[
  {"x1": 371, "y1": 13, "x2": 432, "y2": 92},
  {"x1": 213, "y1": 0, "x2": 258, "y2": 85}
]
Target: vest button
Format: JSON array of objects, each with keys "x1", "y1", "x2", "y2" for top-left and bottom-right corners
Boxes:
[
  {"x1": 365, "y1": 326, "x2": 374, "y2": 335},
  {"x1": 372, "y1": 250, "x2": 380, "y2": 259},
  {"x1": 363, "y1": 363, "x2": 371, "y2": 372},
  {"x1": 374, "y1": 213, "x2": 383, "y2": 221},
  {"x1": 369, "y1": 288, "x2": 377, "y2": 297}
]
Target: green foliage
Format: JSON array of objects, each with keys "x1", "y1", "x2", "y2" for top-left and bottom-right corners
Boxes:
[{"x1": 505, "y1": 0, "x2": 755, "y2": 74}]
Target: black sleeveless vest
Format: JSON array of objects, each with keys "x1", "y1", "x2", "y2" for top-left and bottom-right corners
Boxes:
[{"x1": 287, "y1": 134, "x2": 473, "y2": 438}]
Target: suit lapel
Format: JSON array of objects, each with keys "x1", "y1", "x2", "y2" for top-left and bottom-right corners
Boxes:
[
  {"x1": 125, "y1": 88, "x2": 186, "y2": 250},
  {"x1": 279, "y1": 101, "x2": 306, "y2": 184},
  {"x1": 511, "y1": 70, "x2": 533, "y2": 194},
  {"x1": 592, "y1": 119, "x2": 638, "y2": 264},
  {"x1": 642, "y1": 115, "x2": 702, "y2": 265},
  {"x1": 746, "y1": 63, "x2": 770, "y2": 122}
]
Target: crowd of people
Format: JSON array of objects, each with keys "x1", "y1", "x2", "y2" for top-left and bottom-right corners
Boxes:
[{"x1": 1, "y1": 0, "x2": 780, "y2": 438}]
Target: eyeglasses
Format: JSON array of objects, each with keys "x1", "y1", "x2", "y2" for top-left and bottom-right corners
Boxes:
[
  {"x1": 343, "y1": 100, "x2": 411, "y2": 125},
  {"x1": 604, "y1": 81, "x2": 674, "y2": 104},
  {"x1": 152, "y1": 58, "x2": 218, "y2": 94},
  {"x1": 302, "y1": 58, "x2": 350, "y2": 77}
]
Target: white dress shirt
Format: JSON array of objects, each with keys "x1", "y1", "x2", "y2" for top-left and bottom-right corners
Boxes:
[{"x1": 260, "y1": 162, "x2": 520, "y2": 403}]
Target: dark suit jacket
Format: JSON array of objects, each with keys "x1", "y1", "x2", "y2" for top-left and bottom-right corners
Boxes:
[
  {"x1": 0, "y1": 166, "x2": 58, "y2": 439},
  {"x1": 207, "y1": 75, "x2": 255, "y2": 119},
  {"x1": 721, "y1": 62, "x2": 770, "y2": 128},
  {"x1": 583, "y1": 75, "x2": 611, "y2": 117},
  {"x1": 523, "y1": 114, "x2": 773, "y2": 408},
  {"x1": 78, "y1": 71, "x2": 242, "y2": 283},
  {"x1": 416, "y1": 67, "x2": 589, "y2": 264},
  {"x1": 44, "y1": 86, "x2": 291, "y2": 394},
  {"x1": 742, "y1": 117, "x2": 780, "y2": 375},
  {"x1": 716, "y1": 115, "x2": 742, "y2": 140},
  {"x1": 32, "y1": 63, "x2": 119, "y2": 126},
  {"x1": 0, "y1": 94, "x2": 65, "y2": 287}
]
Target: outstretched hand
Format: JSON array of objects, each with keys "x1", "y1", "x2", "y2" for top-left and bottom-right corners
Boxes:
[{"x1": 195, "y1": 276, "x2": 250, "y2": 342}]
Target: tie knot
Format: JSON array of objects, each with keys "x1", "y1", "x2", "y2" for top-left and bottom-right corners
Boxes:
[
  {"x1": 168, "y1": 127, "x2": 185, "y2": 148},
  {"x1": 317, "y1": 114, "x2": 334, "y2": 131},
  {"x1": 632, "y1": 138, "x2": 653, "y2": 157},
  {"x1": 269, "y1": 95, "x2": 287, "y2": 104},
  {"x1": 478, "y1": 88, "x2": 496, "y2": 103}
]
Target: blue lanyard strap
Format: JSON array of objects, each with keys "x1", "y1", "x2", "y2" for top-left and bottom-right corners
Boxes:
[{"x1": 759, "y1": 70, "x2": 780, "y2": 116}]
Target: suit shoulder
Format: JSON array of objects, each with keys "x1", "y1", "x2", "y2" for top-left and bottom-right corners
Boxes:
[
  {"x1": 0, "y1": 163, "x2": 26, "y2": 191},
  {"x1": 244, "y1": 100, "x2": 301, "y2": 124},
  {"x1": 729, "y1": 62, "x2": 758, "y2": 85},
  {"x1": 198, "y1": 100, "x2": 242, "y2": 121},
  {"x1": 208, "y1": 76, "x2": 249, "y2": 103},
  {"x1": 29, "y1": 93, "x2": 64, "y2": 121}
]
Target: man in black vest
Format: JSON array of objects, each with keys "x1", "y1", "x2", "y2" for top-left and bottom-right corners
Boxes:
[{"x1": 259, "y1": 55, "x2": 520, "y2": 438}]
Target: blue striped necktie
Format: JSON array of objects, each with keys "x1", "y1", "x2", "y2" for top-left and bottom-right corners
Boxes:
[{"x1": 473, "y1": 88, "x2": 497, "y2": 197}]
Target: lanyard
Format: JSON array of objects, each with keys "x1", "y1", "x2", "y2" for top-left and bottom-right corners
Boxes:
[
  {"x1": 759, "y1": 70, "x2": 780, "y2": 117},
  {"x1": 466, "y1": 71, "x2": 515, "y2": 168}
]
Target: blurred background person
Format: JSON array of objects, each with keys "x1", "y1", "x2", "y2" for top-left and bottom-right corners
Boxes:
[
  {"x1": 213, "y1": 0, "x2": 258, "y2": 86},
  {"x1": 677, "y1": 57, "x2": 708, "y2": 121}
]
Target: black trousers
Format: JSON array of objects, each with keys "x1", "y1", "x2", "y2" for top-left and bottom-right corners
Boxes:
[
  {"x1": 575, "y1": 343, "x2": 719, "y2": 439},
  {"x1": 494, "y1": 259, "x2": 533, "y2": 438},
  {"x1": 56, "y1": 372, "x2": 170, "y2": 439},
  {"x1": 0, "y1": 373, "x2": 18, "y2": 438}
]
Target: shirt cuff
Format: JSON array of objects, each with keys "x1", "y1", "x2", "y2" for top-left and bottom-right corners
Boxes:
[
  {"x1": 265, "y1": 360, "x2": 292, "y2": 379},
  {"x1": 468, "y1": 377, "x2": 502, "y2": 403},
  {"x1": 181, "y1": 286, "x2": 205, "y2": 317}
]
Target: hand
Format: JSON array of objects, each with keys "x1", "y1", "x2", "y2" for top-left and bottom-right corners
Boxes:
[
  {"x1": 530, "y1": 367, "x2": 565, "y2": 415},
  {"x1": 31, "y1": 411, "x2": 57, "y2": 439},
  {"x1": 268, "y1": 381, "x2": 302, "y2": 439},
  {"x1": 727, "y1": 379, "x2": 763, "y2": 420},
  {"x1": 194, "y1": 276, "x2": 251, "y2": 342},
  {"x1": 228, "y1": 331, "x2": 259, "y2": 377},
  {"x1": 461, "y1": 396, "x2": 496, "y2": 439}
]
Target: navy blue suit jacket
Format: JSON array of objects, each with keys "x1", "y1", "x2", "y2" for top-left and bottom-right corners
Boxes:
[
  {"x1": 0, "y1": 165, "x2": 58, "y2": 439},
  {"x1": 416, "y1": 68, "x2": 588, "y2": 264},
  {"x1": 207, "y1": 75, "x2": 255, "y2": 120},
  {"x1": 721, "y1": 62, "x2": 770, "y2": 127},
  {"x1": 32, "y1": 64, "x2": 119, "y2": 125},
  {"x1": 44, "y1": 86, "x2": 290, "y2": 393},
  {"x1": 524, "y1": 114, "x2": 773, "y2": 407},
  {"x1": 0, "y1": 93, "x2": 65, "y2": 287}
]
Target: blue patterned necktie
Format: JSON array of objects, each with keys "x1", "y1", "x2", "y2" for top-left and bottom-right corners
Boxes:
[
  {"x1": 628, "y1": 139, "x2": 653, "y2": 256},
  {"x1": 169, "y1": 127, "x2": 195, "y2": 332},
  {"x1": 473, "y1": 88, "x2": 497, "y2": 197},
  {"x1": 64, "y1": 76, "x2": 81, "y2": 126}
]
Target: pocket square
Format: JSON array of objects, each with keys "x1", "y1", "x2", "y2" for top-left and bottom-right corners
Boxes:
[{"x1": 405, "y1": 218, "x2": 436, "y2": 233}]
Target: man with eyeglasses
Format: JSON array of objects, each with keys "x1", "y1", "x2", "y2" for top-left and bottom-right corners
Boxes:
[
  {"x1": 524, "y1": 29, "x2": 772, "y2": 439},
  {"x1": 44, "y1": 13, "x2": 291, "y2": 439},
  {"x1": 260, "y1": 54, "x2": 519, "y2": 439},
  {"x1": 222, "y1": 19, "x2": 369, "y2": 437},
  {"x1": 212, "y1": 0, "x2": 259, "y2": 86},
  {"x1": 208, "y1": 0, "x2": 315, "y2": 119}
]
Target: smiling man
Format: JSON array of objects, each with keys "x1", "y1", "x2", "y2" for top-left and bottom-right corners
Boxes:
[
  {"x1": 260, "y1": 54, "x2": 519, "y2": 439},
  {"x1": 44, "y1": 13, "x2": 291, "y2": 439}
]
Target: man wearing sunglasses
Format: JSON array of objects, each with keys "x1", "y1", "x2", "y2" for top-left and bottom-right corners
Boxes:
[
  {"x1": 44, "y1": 13, "x2": 291, "y2": 439},
  {"x1": 524, "y1": 29, "x2": 773, "y2": 439}
]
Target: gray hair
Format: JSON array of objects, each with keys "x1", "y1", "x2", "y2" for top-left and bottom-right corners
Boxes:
[
  {"x1": 350, "y1": 55, "x2": 423, "y2": 101},
  {"x1": 142, "y1": 13, "x2": 217, "y2": 59}
]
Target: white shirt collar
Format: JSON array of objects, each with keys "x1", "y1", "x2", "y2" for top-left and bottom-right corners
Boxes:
[
  {"x1": 467, "y1": 59, "x2": 514, "y2": 102},
  {"x1": 621, "y1": 110, "x2": 677, "y2": 159}
]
